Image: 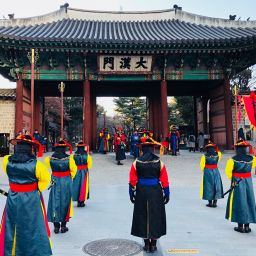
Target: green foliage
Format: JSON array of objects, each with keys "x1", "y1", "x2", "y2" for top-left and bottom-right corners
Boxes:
[
  {"x1": 169, "y1": 96, "x2": 194, "y2": 126},
  {"x1": 64, "y1": 97, "x2": 83, "y2": 140},
  {"x1": 231, "y1": 68, "x2": 252, "y2": 94},
  {"x1": 113, "y1": 97, "x2": 146, "y2": 131}
]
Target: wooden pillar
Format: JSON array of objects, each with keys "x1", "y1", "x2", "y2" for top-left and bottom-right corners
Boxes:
[
  {"x1": 83, "y1": 79, "x2": 91, "y2": 146},
  {"x1": 202, "y1": 96, "x2": 208, "y2": 134},
  {"x1": 15, "y1": 79, "x2": 23, "y2": 134},
  {"x1": 34, "y1": 95, "x2": 41, "y2": 133},
  {"x1": 160, "y1": 80, "x2": 168, "y2": 140},
  {"x1": 91, "y1": 94, "x2": 97, "y2": 150},
  {"x1": 193, "y1": 96, "x2": 198, "y2": 135},
  {"x1": 224, "y1": 79, "x2": 233, "y2": 149}
]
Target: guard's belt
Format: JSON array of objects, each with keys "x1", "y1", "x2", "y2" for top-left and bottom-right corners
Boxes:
[
  {"x1": 9, "y1": 182, "x2": 38, "y2": 192},
  {"x1": 138, "y1": 178, "x2": 159, "y2": 186},
  {"x1": 233, "y1": 172, "x2": 251, "y2": 178},
  {"x1": 52, "y1": 171, "x2": 70, "y2": 177},
  {"x1": 205, "y1": 164, "x2": 218, "y2": 169},
  {"x1": 77, "y1": 165, "x2": 88, "y2": 170}
]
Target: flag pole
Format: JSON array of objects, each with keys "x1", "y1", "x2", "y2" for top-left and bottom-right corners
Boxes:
[{"x1": 234, "y1": 84, "x2": 238, "y2": 142}]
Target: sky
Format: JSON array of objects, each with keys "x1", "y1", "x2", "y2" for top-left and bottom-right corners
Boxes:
[{"x1": 0, "y1": 0, "x2": 256, "y2": 115}]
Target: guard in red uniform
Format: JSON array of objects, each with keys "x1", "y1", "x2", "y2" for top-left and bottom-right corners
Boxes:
[
  {"x1": 129, "y1": 144, "x2": 170, "y2": 253},
  {"x1": 114, "y1": 128, "x2": 126, "y2": 165}
]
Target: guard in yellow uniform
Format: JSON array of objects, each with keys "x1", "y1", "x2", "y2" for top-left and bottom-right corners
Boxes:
[{"x1": 45, "y1": 140, "x2": 77, "y2": 234}]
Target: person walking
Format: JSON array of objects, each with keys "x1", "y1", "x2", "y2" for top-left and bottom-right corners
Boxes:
[
  {"x1": 198, "y1": 132, "x2": 204, "y2": 152},
  {"x1": 72, "y1": 141, "x2": 93, "y2": 207},
  {"x1": 0, "y1": 134, "x2": 52, "y2": 256},
  {"x1": 200, "y1": 141, "x2": 223, "y2": 207},
  {"x1": 129, "y1": 144, "x2": 170, "y2": 253},
  {"x1": 225, "y1": 139, "x2": 256, "y2": 233},
  {"x1": 188, "y1": 134, "x2": 196, "y2": 152},
  {"x1": 45, "y1": 140, "x2": 77, "y2": 234}
]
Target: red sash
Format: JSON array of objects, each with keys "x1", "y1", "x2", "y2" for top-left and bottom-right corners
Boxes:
[
  {"x1": 233, "y1": 172, "x2": 251, "y2": 178},
  {"x1": 52, "y1": 171, "x2": 70, "y2": 177},
  {"x1": 77, "y1": 165, "x2": 88, "y2": 170},
  {"x1": 10, "y1": 182, "x2": 38, "y2": 192},
  {"x1": 205, "y1": 164, "x2": 218, "y2": 169}
]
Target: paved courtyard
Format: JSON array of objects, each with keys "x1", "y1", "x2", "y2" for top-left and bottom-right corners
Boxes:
[{"x1": 1, "y1": 150, "x2": 256, "y2": 256}]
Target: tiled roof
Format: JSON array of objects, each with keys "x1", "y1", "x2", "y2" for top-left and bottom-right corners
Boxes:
[
  {"x1": 0, "y1": 19, "x2": 256, "y2": 45},
  {"x1": 0, "y1": 89, "x2": 16, "y2": 99},
  {"x1": 0, "y1": 7, "x2": 255, "y2": 48}
]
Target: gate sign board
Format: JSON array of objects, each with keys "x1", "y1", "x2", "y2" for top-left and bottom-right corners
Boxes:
[{"x1": 98, "y1": 55, "x2": 152, "y2": 73}]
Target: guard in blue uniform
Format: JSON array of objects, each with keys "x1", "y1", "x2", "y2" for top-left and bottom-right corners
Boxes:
[
  {"x1": 225, "y1": 139, "x2": 256, "y2": 233},
  {"x1": 200, "y1": 141, "x2": 223, "y2": 207},
  {"x1": 45, "y1": 140, "x2": 77, "y2": 234},
  {"x1": 0, "y1": 134, "x2": 52, "y2": 256},
  {"x1": 72, "y1": 141, "x2": 93, "y2": 207},
  {"x1": 130, "y1": 130, "x2": 140, "y2": 158}
]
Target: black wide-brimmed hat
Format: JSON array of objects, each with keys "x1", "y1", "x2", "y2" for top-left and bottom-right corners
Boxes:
[
  {"x1": 10, "y1": 134, "x2": 43, "y2": 156},
  {"x1": 54, "y1": 139, "x2": 73, "y2": 154},
  {"x1": 10, "y1": 134, "x2": 39, "y2": 147},
  {"x1": 205, "y1": 141, "x2": 218, "y2": 150},
  {"x1": 76, "y1": 141, "x2": 86, "y2": 147}
]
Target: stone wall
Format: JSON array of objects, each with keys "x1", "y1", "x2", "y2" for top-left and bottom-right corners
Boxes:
[{"x1": 0, "y1": 99, "x2": 15, "y2": 139}]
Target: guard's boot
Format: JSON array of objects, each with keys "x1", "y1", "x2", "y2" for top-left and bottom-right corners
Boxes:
[
  {"x1": 80, "y1": 201, "x2": 85, "y2": 207},
  {"x1": 206, "y1": 200, "x2": 213, "y2": 207},
  {"x1": 53, "y1": 222, "x2": 60, "y2": 234},
  {"x1": 212, "y1": 200, "x2": 217, "y2": 208},
  {"x1": 117, "y1": 161, "x2": 123, "y2": 165},
  {"x1": 143, "y1": 239, "x2": 150, "y2": 253},
  {"x1": 244, "y1": 224, "x2": 251, "y2": 233},
  {"x1": 61, "y1": 222, "x2": 69, "y2": 233},
  {"x1": 234, "y1": 223, "x2": 244, "y2": 233},
  {"x1": 77, "y1": 201, "x2": 82, "y2": 207},
  {"x1": 150, "y1": 239, "x2": 157, "y2": 253}
]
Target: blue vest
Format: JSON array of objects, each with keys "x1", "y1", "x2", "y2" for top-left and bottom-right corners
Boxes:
[
  {"x1": 50, "y1": 157, "x2": 70, "y2": 172},
  {"x1": 7, "y1": 159, "x2": 37, "y2": 184},
  {"x1": 74, "y1": 153, "x2": 88, "y2": 166}
]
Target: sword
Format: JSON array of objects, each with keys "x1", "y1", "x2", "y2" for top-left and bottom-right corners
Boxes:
[
  {"x1": 0, "y1": 188, "x2": 8, "y2": 197},
  {"x1": 48, "y1": 180, "x2": 56, "y2": 190},
  {"x1": 223, "y1": 178, "x2": 243, "y2": 197}
]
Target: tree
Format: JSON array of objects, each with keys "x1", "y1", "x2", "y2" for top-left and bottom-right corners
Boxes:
[
  {"x1": 113, "y1": 97, "x2": 147, "y2": 132},
  {"x1": 230, "y1": 68, "x2": 252, "y2": 94},
  {"x1": 168, "y1": 100, "x2": 184, "y2": 125},
  {"x1": 168, "y1": 96, "x2": 194, "y2": 127},
  {"x1": 175, "y1": 96, "x2": 194, "y2": 126},
  {"x1": 64, "y1": 97, "x2": 83, "y2": 141},
  {"x1": 96, "y1": 104, "x2": 105, "y2": 117}
]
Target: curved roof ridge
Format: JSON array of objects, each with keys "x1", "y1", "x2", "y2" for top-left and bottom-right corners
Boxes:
[
  {"x1": 0, "y1": 6, "x2": 255, "y2": 28},
  {"x1": 0, "y1": 8, "x2": 67, "y2": 27}
]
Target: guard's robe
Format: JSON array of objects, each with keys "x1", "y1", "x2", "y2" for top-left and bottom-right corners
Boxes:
[
  {"x1": 129, "y1": 153, "x2": 169, "y2": 239},
  {"x1": 200, "y1": 151, "x2": 224, "y2": 200},
  {"x1": 0, "y1": 156, "x2": 52, "y2": 256},
  {"x1": 45, "y1": 155, "x2": 77, "y2": 223},
  {"x1": 225, "y1": 155, "x2": 256, "y2": 224},
  {"x1": 72, "y1": 153, "x2": 93, "y2": 202}
]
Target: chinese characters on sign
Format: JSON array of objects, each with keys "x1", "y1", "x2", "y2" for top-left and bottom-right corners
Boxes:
[{"x1": 99, "y1": 55, "x2": 152, "y2": 73}]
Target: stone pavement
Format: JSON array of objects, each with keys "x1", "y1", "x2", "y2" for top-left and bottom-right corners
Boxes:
[{"x1": 1, "y1": 150, "x2": 256, "y2": 256}]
